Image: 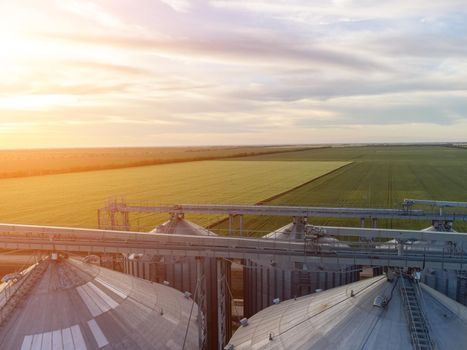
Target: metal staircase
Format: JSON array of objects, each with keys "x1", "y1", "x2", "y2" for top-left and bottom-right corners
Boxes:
[{"x1": 399, "y1": 276, "x2": 434, "y2": 350}]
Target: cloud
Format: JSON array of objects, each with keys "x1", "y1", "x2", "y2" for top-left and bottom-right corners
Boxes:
[
  {"x1": 63, "y1": 60, "x2": 150, "y2": 76},
  {"x1": 1, "y1": 0, "x2": 467, "y2": 147},
  {"x1": 159, "y1": 0, "x2": 192, "y2": 13},
  {"x1": 209, "y1": 1, "x2": 467, "y2": 21},
  {"x1": 222, "y1": 75, "x2": 467, "y2": 102},
  {"x1": 41, "y1": 32, "x2": 387, "y2": 72}
]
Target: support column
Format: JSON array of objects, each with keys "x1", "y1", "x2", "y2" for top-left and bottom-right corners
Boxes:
[
  {"x1": 110, "y1": 210, "x2": 116, "y2": 230},
  {"x1": 196, "y1": 258, "x2": 207, "y2": 350},
  {"x1": 123, "y1": 211, "x2": 130, "y2": 231},
  {"x1": 372, "y1": 218, "x2": 378, "y2": 228},
  {"x1": 217, "y1": 259, "x2": 232, "y2": 350},
  {"x1": 124, "y1": 255, "x2": 129, "y2": 274},
  {"x1": 242, "y1": 259, "x2": 252, "y2": 318},
  {"x1": 239, "y1": 215, "x2": 244, "y2": 236},
  {"x1": 397, "y1": 240, "x2": 405, "y2": 256},
  {"x1": 360, "y1": 217, "x2": 365, "y2": 228},
  {"x1": 228, "y1": 214, "x2": 234, "y2": 236},
  {"x1": 97, "y1": 209, "x2": 102, "y2": 229}
]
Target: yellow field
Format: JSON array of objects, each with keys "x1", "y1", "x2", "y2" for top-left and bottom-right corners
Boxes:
[
  {"x1": 0, "y1": 146, "x2": 313, "y2": 179},
  {"x1": 0, "y1": 160, "x2": 348, "y2": 230}
]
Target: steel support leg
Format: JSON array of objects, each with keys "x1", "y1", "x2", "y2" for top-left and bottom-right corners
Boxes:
[
  {"x1": 217, "y1": 259, "x2": 227, "y2": 350},
  {"x1": 97, "y1": 209, "x2": 102, "y2": 229},
  {"x1": 239, "y1": 215, "x2": 243, "y2": 236},
  {"x1": 110, "y1": 211, "x2": 116, "y2": 230},
  {"x1": 196, "y1": 258, "x2": 207, "y2": 350},
  {"x1": 228, "y1": 215, "x2": 233, "y2": 236},
  {"x1": 123, "y1": 211, "x2": 130, "y2": 231}
]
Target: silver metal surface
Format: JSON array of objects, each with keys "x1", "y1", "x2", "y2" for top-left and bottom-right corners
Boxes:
[
  {"x1": 227, "y1": 276, "x2": 467, "y2": 350},
  {"x1": 404, "y1": 199, "x2": 467, "y2": 208},
  {"x1": 0, "y1": 223, "x2": 467, "y2": 269},
  {"x1": 0, "y1": 258, "x2": 199, "y2": 349},
  {"x1": 102, "y1": 203, "x2": 467, "y2": 221},
  {"x1": 311, "y1": 225, "x2": 467, "y2": 244}
]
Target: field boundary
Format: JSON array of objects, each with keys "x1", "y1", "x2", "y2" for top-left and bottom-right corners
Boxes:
[
  {"x1": 207, "y1": 161, "x2": 353, "y2": 230},
  {"x1": 0, "y1": 147, "x2": 327, "y2": 181},
  {"x1": 255, "y1": 161, "x2": 353, "y2": 204}
]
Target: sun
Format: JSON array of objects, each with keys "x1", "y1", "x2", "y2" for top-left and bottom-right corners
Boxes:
[{"x1": 0, "y1": 26, "x2": 78, "y2": 111}]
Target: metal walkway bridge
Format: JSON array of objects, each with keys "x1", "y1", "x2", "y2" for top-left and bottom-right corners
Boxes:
[
  {"x1": 101, "y1": 201, "x2": 467, "y2": 220},
  {"x1": 0, "y1": 223, "x2": 466, "y2": 270},
  {"x1": 98, "y1": 199, "x2": 467, "y2": 234}
]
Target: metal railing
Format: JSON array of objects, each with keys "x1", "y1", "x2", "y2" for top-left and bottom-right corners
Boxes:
[{"x1": 0, "y1": 259, "x2": 49, "y2": 325}]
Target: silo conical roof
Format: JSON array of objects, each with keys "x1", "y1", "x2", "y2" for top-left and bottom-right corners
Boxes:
[
  {"x1": 0, "y1": 258, "x2": 199, "y2": 349},
  {"x1": 227, "y1": 275, "x2": 467, "y2": 350},
  {"x1": 151, "y1": 218, "x2": 216, "y2": 236}
]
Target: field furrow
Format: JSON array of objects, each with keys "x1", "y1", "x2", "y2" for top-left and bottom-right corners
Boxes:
[
  {"x1": 0, "y1": 160, "x2": 348, "y2": 230},
  {"x1": 213, "y1": 146, "x2": 467, "y2": 234}
]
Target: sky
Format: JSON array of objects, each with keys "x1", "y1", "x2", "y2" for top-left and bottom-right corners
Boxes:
[{"x1": 0, "y1": 0, "x2": 466, "y2": 148}]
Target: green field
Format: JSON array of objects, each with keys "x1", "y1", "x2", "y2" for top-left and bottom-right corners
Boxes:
[
  {"x1": 0, "y1": 159, "x2": 347, "y2": 230},
  {"x1": 1, "y1": 145, "x2": 466, "y2": 235},
  {"x1": 212, "y1": 145, "x2": 467, "y2": 234},
  {"x1": 0, "y1": 145, "x2": 315, "y2": 179}
]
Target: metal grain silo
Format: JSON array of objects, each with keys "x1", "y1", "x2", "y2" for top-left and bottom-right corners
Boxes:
[
  {"x1": 228, "y1": 273, "x2": 467, "y2": 350},
  {"x1": 122, "y1": 217, "x2": 231, "y2": 349},
  {"x1": 0, "y1": 256, "x2": 199, "y2": 349},
  {"x1": 243, "y1": 221, "x2": 360, "y2": 317}
]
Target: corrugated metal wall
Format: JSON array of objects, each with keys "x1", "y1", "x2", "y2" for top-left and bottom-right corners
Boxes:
[
  {"x1": 123, "y1": 255, "x2": 231, "y2": 349},
  {"x1": 422, "y1": 269, "x2": 467, "y2": 306},
  {"x1": 243, "y1": 260, "x2": 360, "y2": 317}
]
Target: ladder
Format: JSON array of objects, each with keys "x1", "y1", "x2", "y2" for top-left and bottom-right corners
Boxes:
[{"x1": 399, "y1": 276, "x2": 434, "y2": 350}]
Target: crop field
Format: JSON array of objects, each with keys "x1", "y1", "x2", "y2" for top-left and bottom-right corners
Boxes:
[
  {"x1": 0, "y1": 159, "x2": 347, "y2": 230},
  {"x1": 1, "y1": 145, "x2": 466, "y2": 235},
  {"x1": 0, "y1": 145, "x2": 315, "y2": 179},
  {"x1": 212, "y1": 145, "x2": 467, "y2": 234}
]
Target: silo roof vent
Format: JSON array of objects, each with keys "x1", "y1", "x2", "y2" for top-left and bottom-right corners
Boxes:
[{"x1": 373, "y1": 295, "x2": 387, "y2": 308}]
